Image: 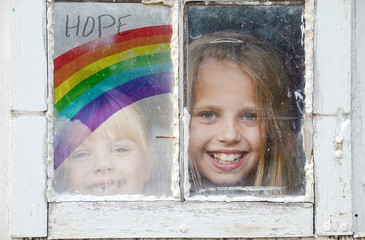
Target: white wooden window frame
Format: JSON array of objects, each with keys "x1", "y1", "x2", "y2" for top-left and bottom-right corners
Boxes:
[
  {"x1": 46, "y1": 0, "x2": 313, "y2": 238},
  {"x1": 2, "y1": 0, "x2": 365, "y2": 238}
]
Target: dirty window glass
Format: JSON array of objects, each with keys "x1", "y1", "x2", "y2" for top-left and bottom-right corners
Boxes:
[
  {"x1": 187, "y1": 5, "x2": 306, "y2": 196},
  {"x1": 53, "y1": 2, "x2": 174, "y2": 197}
]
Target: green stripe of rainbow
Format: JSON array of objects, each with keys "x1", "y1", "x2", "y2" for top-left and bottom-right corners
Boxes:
[{"x1": 54, "y1": 43, "x2": 171, "y2": 104}]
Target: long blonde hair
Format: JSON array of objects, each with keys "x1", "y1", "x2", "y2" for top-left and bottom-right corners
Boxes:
[{"x1": 188, "y1": 31, "x2": 304, "y2": 194}]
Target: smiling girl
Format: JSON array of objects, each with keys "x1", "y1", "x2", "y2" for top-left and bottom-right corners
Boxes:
[
  {"x1": 54, "y1": 96, "x2": 151, "y2": 196},
  {"x1": 65, "y1": 104, "x2": 149, "y2": 195},
  {"x1": 188, "y1": 32, "x2": 304, "y2": 194}
]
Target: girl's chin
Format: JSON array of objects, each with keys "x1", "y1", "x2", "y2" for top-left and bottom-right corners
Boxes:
[
  {"x1": 210, "y1": 178, "x2": 244, "y2": 186},
  {"x1": 200, "y1": 172, "x2": 245, "y2": 186}
]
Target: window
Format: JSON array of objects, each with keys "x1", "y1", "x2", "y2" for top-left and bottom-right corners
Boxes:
[
  {"x1": 48, "y1": 1, "x2": 313, "y2": 238},
  {"x1": 5, "y1": 0, "x2": 365, "y2": 238},
  {"x1": 51, "y1": 1, "x2": 177, "y2": 200},
  {"x1": 186, "y1": 4, "x2": 306, "y2": 197}
]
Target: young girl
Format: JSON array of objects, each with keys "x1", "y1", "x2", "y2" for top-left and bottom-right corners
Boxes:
[
  {"x1": 188, "y1": 31, "x2": 304, "y2": 194},
  {"x1": 54, "y1": 94, "x2": 151, "y2": 196}
]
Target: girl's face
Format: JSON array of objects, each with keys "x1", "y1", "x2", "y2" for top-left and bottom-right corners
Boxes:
[
  {"x1": 189, "y1": 58, "x2": 265, "y2": 186},
  {"x1": 65, "y1": 132, "x2": 146, "y2": 195}
]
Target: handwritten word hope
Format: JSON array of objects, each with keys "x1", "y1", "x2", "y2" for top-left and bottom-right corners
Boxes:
[{"x1": 65, "y1": 14, "x2": 131, "y2": 38}]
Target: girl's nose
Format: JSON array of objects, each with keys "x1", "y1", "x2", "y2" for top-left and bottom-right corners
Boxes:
[
  {"x1": 217, "y1": 118, "x2": 241, "y2": 144},
  {"x1": 93, "y1": 154, "x2": 114, "y2": 173}
]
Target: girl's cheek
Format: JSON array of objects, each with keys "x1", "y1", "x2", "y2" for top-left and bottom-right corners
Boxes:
[{"x1": 66, "y1": 161, "x2": 87, "y2": 182}]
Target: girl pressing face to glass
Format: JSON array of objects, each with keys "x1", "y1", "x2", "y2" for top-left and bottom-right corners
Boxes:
[
  {"x1": 188, "y1": 32, "x2": 304, "y2": 194},
  {"x1": 55, "y1": 102, "x2": 151, "y2": 196},
  {"x1": 189, "y1": 58, "x2": 263, "y2": 186}
]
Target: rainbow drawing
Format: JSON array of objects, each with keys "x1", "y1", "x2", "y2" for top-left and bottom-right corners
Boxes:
[{"x1": 54, "y1": 25, "x2": 173, "y2": 169}]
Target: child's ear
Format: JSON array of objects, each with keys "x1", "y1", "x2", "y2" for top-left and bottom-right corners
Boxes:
[{"x1": 144, "y1": 147, "x2": 156, "y2": 183}]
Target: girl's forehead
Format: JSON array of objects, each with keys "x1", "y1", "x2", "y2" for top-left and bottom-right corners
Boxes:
[
  {"x1": 198, "y1": 58, "x2": 253, "y2": 82},
  {"x1": 79, "y1": 131, "x2": 141, "y2": 150},
  {"x1": 92, "y1": 126, "x2": 135, "y2": 141},
  {"x1": 200, "y1": 57, "x2": 235, "y2": 67},
  {"x1": 199, "y1": 57, "x2": 252, "y2": 77},
  {"x1": 98, "y1": 114, "x2": 140, "y2": 133}
]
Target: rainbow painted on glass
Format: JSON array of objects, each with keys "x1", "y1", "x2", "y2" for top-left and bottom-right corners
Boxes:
[{"x1": 53, "y1": 25, "x2": 173, "y2": 169}]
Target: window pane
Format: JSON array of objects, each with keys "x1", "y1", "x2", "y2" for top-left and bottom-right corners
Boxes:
[
  {"x1": 187, "y1": 5, "x2": 306, "y2": 196},
  {"x1": 53, "y1": 2, "x2": 174, "y2": 197}
]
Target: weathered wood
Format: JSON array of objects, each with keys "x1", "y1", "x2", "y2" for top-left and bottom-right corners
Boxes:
[
  {"x1": 353, "y1": 0, "x2": 365, "y2": 236},
  {"x1": 9, "y1": 0, "x2": 47, "y2": 111},
  {"x1": 313, "y1": 0, "x2": 352, "y2": 115},
  {"x1": 313, "y1": 0, "x2": 354, "y2": 237},
  {"x1": 49, "y1": 201, "x2": 313, "y2": 239},
  {"x1": 314, "y1": 116, "x2": 352, "y2": 236},
  {"x1": 8, "y1": 0, "x2": 48, "y2": 238},
  {"x1": 0, "y1": 0, "x2": 10, "y2": 239},
  {"x1": 3, "y1": 0, "x2": 364, "y2": 239},
  {"x1": 10, "y1": 116, "x2": 48, "y2": 238}
]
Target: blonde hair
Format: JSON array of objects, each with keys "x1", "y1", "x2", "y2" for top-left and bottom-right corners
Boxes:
[
  {"x1": 89, "y1": 103, "x2": 149, "y2": 160},
  {"x1": 188, "y1": 31, "x2": 304, "y2": 194}
]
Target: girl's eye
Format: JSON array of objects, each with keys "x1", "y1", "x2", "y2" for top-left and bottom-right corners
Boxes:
[
  {"x1": 200, "y1": 112, "x2": 217, "y2": 120},
  {"x1": 113, "y1": 146, "x2": 129, "y2": 153},
  {"x1": 71, "y1": 151, "x2": 89, "y2": 159},
  {"x1": 242, "y1": 113, "x2": 257, "y2": 121}
]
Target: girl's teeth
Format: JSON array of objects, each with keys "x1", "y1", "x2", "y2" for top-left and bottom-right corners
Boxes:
[
  {"x1": 95, "y1": 182, "x2": 116, "y2": 193},
  {"x1": 212, "y1": 153, "x2": 243, "y2": 162}
]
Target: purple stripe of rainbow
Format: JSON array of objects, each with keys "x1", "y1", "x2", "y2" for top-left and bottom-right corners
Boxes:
[{"x1": 54, "y1": 72, "x2": 173, "y2": 169}]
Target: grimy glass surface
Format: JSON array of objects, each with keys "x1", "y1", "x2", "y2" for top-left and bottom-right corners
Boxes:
[
  {"x1": 53, "y1": 2, "x2": 174, "y2": 196},
  {"x1": 187, "y1": 5, "x2": 306, "y2": 196}
]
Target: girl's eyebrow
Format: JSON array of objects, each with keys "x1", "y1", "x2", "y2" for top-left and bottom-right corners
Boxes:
[
  {"x1": 191, "y1": 105, "x2": 220, "y2": 112},
  {"x1": 192, "y1": 105, "x2": 263, "y2": 112},
  {"x1": 238, "y1": 105, "x2": 267, "y2": 112}
]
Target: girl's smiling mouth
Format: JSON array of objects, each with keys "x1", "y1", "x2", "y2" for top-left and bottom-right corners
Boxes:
[
  {"x1": 206, "y1": 151, "x2": 247, "y2": 171},
  {"x1": 89, "y1": 179, "x2": 126, "y2": 194}
]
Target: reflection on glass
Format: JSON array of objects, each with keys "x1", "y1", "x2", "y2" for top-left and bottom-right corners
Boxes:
[
  {"x1": 187, "y1": 6, "x2": 306, "y2": 196},
  {"x1": 53, "y1": 3, "x2": 174, "y2": 196}
]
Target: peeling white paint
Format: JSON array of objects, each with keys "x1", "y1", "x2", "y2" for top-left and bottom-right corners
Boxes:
[
  {"x1": 340, "y1": 118, "x2": 351, "y2": 135},
  {"x1": 333, "y1": 117, "x2": 350, "y2": 161},
  {"x1": 46, "y1": 0, "x2": 56, "y2": 202},
  {"x1": 142, "y1": 0, "x2": 174, "y2": 7},
  {"x1": 169, "y1": 0, "x2": 181, "y2": 199},
  {"x1": 304, "y1": 0, "x2": 314, "y2": 115},
  {"x1": 183, "y1": 107, "x2": 191, "y2": 198},
  {"x1": 335, "y1": 135, "x2": 344, "y2": 144},
  {"x1": 334, "y1": 150, "x2": 343, "y2": 159},
  {"x1": 324, "y1": 222, "x2": 333, "y2": 232},
  {"x1": 354, "y1": 232, "x2": 365, "y2": 238},
  {"x1": 9, "y1": 0, "x2": 47, "y2": 112},
  {"x1": 303, "y1": 0, "x2": 315, "y2": 202},
  {"x1": 48, "y1": 201, "x2": 313, "y2": 238},
  {"x1": 184, "y1": 0, "x2": 303, "y2": 6},
  {"x1": 179, "y1": 225, "x2": 188, "y2": 233},
  {"x1": 314, "y1": 0, "x2": 354, "y2": 236},
  {"x1": 353, "y1": 0, "x2": 365, "y2": 235},
  {"x1": 8, "y1": 0, "x2": 48, "y2": 237},
  {"x1": 54, "y1": 193, "x2": 177, "y2": 202},
  {"x1": 187, "y1": 194, "x2": 308, "y2": 203},
  {"x1": 0, "y1": 0, "x2": 10, "y2": 238}
]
